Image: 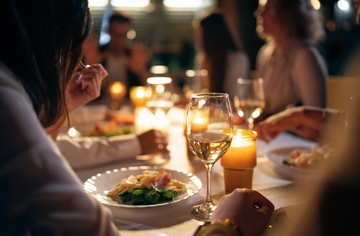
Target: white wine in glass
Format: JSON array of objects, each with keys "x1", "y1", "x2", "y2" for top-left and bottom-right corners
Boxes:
[
  {"x1": 234, "y1": 78, "x2": 265, "y2": 129},
  {"x1": 186, "y1": 93, "x2": 233, "y2": 221}
]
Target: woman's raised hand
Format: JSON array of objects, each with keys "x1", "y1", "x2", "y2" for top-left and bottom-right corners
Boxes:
[{"x1": 67, "y1": 64, "x2": 108, "y2": 112}]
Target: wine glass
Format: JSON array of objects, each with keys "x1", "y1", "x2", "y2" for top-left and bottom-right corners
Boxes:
[
  {"x1": 145, "y1": 77, "x2": 174, "y2": 119},
  {"x1": 186, "y1": 93, "x2": 233, "y2": 221},
  {"x1": 234, "y1": 78, "x2": 265, "y2": 129}
]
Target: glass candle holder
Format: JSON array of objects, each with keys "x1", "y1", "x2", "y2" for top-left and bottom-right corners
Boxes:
[{"x1": 220, "y1": 129, "x2": 257, "y2": 193}]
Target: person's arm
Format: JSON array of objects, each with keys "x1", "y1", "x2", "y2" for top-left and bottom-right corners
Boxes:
[
  {"x1": 194, "y1": 189, "x2": 274, "y2": 236},
  {"x1": 292, "y1": 45, "x2": 327, "y2": 108},
  {"x1": 57, "y1": 129, "x2": 169, "y2": 169},
  {"x1": 0, "y1": 65, "x2": 118, "y2": 235},
  {"x1": 255, "y1": 106, "x2": 324, "y2": 142},
  {"x1": 46, "y1": 64, "x2": 108, "y2": 141},
  {"x1": 255, "y1": 106, "x2": 347, "y2": 143}
]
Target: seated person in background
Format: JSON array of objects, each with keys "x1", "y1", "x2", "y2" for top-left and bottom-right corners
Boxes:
[
  {"x1": 194, "y1": 13, "x2": 250, "y2": 100},
  {"x1": 195, "y1": 2, "x2": 360, "y2": 235},
  {"x1": 255, "y1": 0, "x2": 327, "y2": 121},
  {"x1": 83, "y1": 13, "x2": 151, "y2": 95}
]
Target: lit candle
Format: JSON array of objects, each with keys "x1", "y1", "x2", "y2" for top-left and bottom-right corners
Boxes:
[
  {"x1": 190, "y1": 111, "x2": 209, "y2": 133},
  {"x1": 134, "y1": 107, "x2": 169, "y2": 136},
  {"x1": 109, "y1": 82, "x2": 127, "y2": 110},
  {"x1": 184, "y1": 110, "x2": 209, "y2": 160},
  {"x1": 220, "y1": 129, "x2": 257, "y2": 192},
  {"x1": 130, "y1": 86, "x2": 152, "y2": 108}
]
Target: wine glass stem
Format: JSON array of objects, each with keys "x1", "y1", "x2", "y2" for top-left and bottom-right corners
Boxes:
[{"x1": 204, "y1": 163, "x2": 214, "y2": 205}]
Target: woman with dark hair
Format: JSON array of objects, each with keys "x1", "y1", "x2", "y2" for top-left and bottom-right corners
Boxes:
[
  {"x1": 194, "y1": 13, "x2": 250, "y2": 99},
  {"x1": 0, "y1": 0, "x2": 118, "y2": 234},
  {"x1": 255, "y1": 0, "x2": 327, "y2": 120}
]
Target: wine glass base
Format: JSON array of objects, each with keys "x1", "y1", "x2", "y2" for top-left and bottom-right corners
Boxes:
[{"x1": 190, "y1": 203, "x2": 217, "y2": 222}]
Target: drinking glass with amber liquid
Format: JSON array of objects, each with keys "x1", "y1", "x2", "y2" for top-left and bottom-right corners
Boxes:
[{"x1": 185, "y1": 93, "x2": 233, "y2": 221}]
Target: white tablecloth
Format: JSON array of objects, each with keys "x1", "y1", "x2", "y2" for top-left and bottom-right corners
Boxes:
[{"x1": 74, "y1": 107, "x2": 317, "y2": 236}]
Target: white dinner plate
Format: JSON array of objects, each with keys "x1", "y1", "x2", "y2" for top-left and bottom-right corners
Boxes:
[
  {"x1": 265, "y1": 147, "x2": 318, "y2": 181},
  {"x1": 83, "y1": 166, "x2": 202, "y2": 208}
]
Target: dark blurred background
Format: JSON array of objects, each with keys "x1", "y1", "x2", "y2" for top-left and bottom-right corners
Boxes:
[{"x1": 88, "y1": 0, "x2": 360, "y2": 78}]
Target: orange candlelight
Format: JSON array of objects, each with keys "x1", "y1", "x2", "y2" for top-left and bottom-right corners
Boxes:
[
  {"x1": 109, "y1": 82, "x2": 127, "y2": 109},
  {"x1": 184, "y1": 110, "x2": 209, "y2": 160},
  {"x1": 130, "y1": 86, "x2": 152, "y2": 108},
  {"x1": 221, "y1": 129, "x2": 257, "y2": 192},
  {"x1": 190, "y1": 111, "x2": 209, "y2": 133}
]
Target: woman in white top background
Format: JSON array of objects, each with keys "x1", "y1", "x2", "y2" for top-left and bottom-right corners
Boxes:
[
  {"x1": 194, "y1": 13, "x2": 250, "y2": 100},
  {"x1": 255, "y1": 0, "x2": 327, "y2": 120}
]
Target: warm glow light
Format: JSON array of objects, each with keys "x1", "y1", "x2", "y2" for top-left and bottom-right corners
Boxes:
[
  {"x1": 337, "y1": 0, "x2": 349, "y2": 11},
  {"x1": 327, "y1": 20, "x2": 336, "y2": 31},
  {"x1": 186, "y1": 70, "x2": 196, "y2": 77},
  {"x1": 259, "y1": 0, "x2": 267, "y2": 6},
  {"x1": 89, "y1": 0, "x2": 109, "y2": 7},
  {"x1": 145, "y1": 90, "x2": 152, "y2": 98},
  {"x1": 201, "y1": 69, "x2": 208, "y2": 76},
  {"x1": 136, "y1": 89, "x2": 145, "y2": 98},
  {"x1": 156, "y1": 85, "x2": 165, "y2": 93},
  {"x1": 238, "y1": 110, "x2": 244, "y2": 117},
  {"x1": 68, "y1": 127, "x2": 78, "y2": 137},
  {"x1": 111, "y1": 82, "x2": 123, "y2": 93},
  {"x1": 111, "y1": 0, "x2": 149, "y2": 7},
  {"x1": 150, "y1": 65, "x2": 169, "y2": 74},
  {"x1": 199, "y1": 100, "x2": 206, "y2": 106},
  {"x1": 155, "y1": 110, "x2": 166, "y2": 119},
  {"x1": 147, "y1": 77, "x2": 172, "y2": 85},
  {"x1": 252, "y1": 109, "x2": 261, "y2": 118},
  {"x1": 164, "y1": 0, "x2": 202, "y2": 8},
  {"x1": 311, "y1": 0, "x2": 321, "y2": 10},
  {"x1": 127, "y1": 30, "x2": 136, "y2": 40}
]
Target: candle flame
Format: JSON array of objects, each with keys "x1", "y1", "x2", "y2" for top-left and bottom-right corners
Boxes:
[
  {"x1": 136, "y1": 89, "x2": 145, "y2": 98},
  {"x1": 111, "y1": 82, "x2": 123, "y2": 94}
]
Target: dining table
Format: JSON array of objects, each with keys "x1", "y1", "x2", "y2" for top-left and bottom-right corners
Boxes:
[{"x1": 73, "y1": 105, "x2": 317, "y2": 236}]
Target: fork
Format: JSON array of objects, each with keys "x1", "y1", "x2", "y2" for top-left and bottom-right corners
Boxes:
[{"x1": 79, "y1": 61, "x2": 86, "y2": 69}]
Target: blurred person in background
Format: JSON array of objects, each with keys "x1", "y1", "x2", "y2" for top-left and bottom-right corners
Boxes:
[
  {"x1": 254, "y1": 0, "x2": 327, "y2": 122},
  {"x1": 0, "y1": 0, "x2": 120, "y2": 234},
  {"x1": 83, "y1": 13, "x2": 151, "y2": 95},
  {"x1": 194, "y1": 2, "x2": 360, "y2": 236},
  {"x1": 194, "y1": 13, "x2": 250, "y2": 100}
]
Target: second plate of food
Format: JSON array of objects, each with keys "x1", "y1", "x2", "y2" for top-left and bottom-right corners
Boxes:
[
  {"x1": 265, "y1": 146, "x2": 324, "y2": 180},
  {"x1": 84, "y1": 166, "x2": 202, "y2": 208}
]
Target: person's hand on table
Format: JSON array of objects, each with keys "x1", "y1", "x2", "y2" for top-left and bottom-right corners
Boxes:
[
  {"x1": 211, "y1": 189, "x2": 274, "y2": 236},
  {"x1": 255, "y1": 106, "x2": 324, "y2": 143},
  {"x1": 137, "y1": 129, "x2": 169, "y2": 155},
  {"x1": 67, "y1": 63, "x2": 108, "y2": 112}
]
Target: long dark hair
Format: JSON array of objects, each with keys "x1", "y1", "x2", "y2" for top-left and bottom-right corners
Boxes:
[
  {"x1": 200, "y1": 13, "x2": 238, "y2": 92},
  {"x1": 0, "y1": 0, "x2": 92, "y2": 128}
]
